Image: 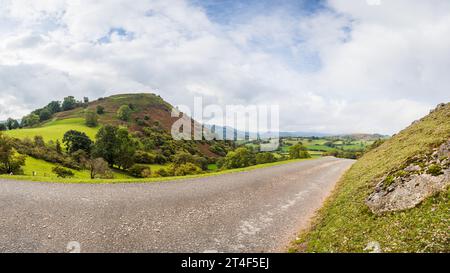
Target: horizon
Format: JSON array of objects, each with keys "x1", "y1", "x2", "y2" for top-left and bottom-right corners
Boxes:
[{"x1": 1, "y1": 0, "x2": 450, "y2": 134}]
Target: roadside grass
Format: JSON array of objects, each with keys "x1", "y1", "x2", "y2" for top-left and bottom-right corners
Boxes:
[
  {"x1": 290, "y1": 104, "x2": 450, "y2": 253},
  {"x1": 1, "y1": 157, "x2": 316, "y2": 184},
  {"x1": 21, "y1": 156, "x2": 134, "y2": 179},
  {"x1": 4, "y1": 118, "x2": 99, "y2": 143}
]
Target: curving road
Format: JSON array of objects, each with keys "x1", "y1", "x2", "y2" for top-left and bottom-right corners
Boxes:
[{"x1": 0, "y1": 157, "x2": 353, "y2": 253}]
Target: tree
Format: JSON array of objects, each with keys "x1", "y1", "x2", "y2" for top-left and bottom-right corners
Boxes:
[
  {"x1": 117, "y1": 105, "x2": 133, "y2": 121},
  {"x1": 289, "y1": 143, "x2": 311, "y2": 159},
  {"x1": 21, "y1": 114, "x2": 40, "y2": 127},
  {"x1": 6, "y1": 118, "x2": 20, "y2": 130},
  {"x1": 115, "y1": 128, "x2": 137, "y2": 170},
  {"x1": 0, "y1": 124, "x2": 6, "y2": 131},
  {"x1": 0, "y1": 134, "x2": 26, "y2": 174},
  {"x1": 62, "y1": 96, "x2": 77, "y2": 111},
  {"x1": 93, "y1": 125, "x2": 137, "y2": 169},
  {"x1": 63, "y1": 130, "x2": 93, "y2": 154},
  {"x1": 93, "y1": 125, "x2": 119, "y2": 167},
  {"x1": 85, "y1": 110, "x2": 98, "y2": 127},
  {"x1": 46, "y1": 101, "x2": 61, "y2": 114},
  {"x1": 96, "y1": 105, "x2": 105, "y2": 115},
  {"x1": 83, "y1": 157, "x2": 112, "y2": 179},
  {"x1": 39, "y1": 108, "x2": 52, "y2": 122}
]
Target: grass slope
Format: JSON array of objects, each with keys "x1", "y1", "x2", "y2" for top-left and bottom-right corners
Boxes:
[
  {"x1": 1, "y1": 157, "x2": 314, "y2": 184},
  {"x1": 22, "y1": 156, "x2": 133, "y2": 179},
  {"x1": 5, "y1": 118, "x2": 99, "y2": 143},
  {"x1": 291, "y1": 104, "x2": 450, "y2": 253}
]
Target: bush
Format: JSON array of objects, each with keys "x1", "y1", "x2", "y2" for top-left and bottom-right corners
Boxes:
[
  {"x1": 52, "y1": 166, "x2": 75, "y2": 178},
  {"x1": 85, "y1": 110, "x2": 98, "y2": 127},
  {"x1": 96, "y1": 105, "x2": 105, "y2": 115},
  {"x1": 289, "y1": 144, "x2": 311, "y2": 159},
  {"x1": 171, "y1": 163, "x2": 202, "y2": 176},
  {"x1": 154, "y1": 154, "x2": 168, "y2": 164},
  {"x1": 222, "y1": 147, "x2": 256, "y2": 169},
  {"x1": 129, "y1": 164, "x2": 152, "y2": 178},
  {"x1": 153, "y1": 168, "x2": 170, "y2": 177},
  {"x1": 255, "y1": 152, "x2": 277, "y2": 164},
  {"x1": 117, "y1": 105, "x2": 133, "y2": 121},
  {"x1": 427, "y1": 164, "x2": 443, "y2": 176},
  {"x1": 134, "y1": 151, "x2": 156, "y2": 164}
]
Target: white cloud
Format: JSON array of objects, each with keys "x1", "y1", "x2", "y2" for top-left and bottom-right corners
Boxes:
[{"x1": 0, "y1": 0, "x2": 448, "y2": 134}]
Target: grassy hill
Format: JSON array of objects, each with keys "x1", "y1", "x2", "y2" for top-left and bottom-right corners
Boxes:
[
  {"x1": 5, "y1": 93, "x2": 218, "y2": 157},
  {"x1": 5, "y1": 118, "x2": 99, "y2": 143},
  {"x1": 291, "y1": 103, "x2": 450, "y2": 253}
]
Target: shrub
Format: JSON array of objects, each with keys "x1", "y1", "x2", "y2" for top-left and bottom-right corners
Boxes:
[
  {"x1": 117, "y1": 105, "x2": 133, "y2": 121},
  {"x1": 255, "y1": 152, "x2": 277, "y2": 164},
  {"x1": 129, "y1": 164, "x2": 151, "y2": 178},
  {"x1": 171, "y1": 163, "x2": 202, "y2": 176},
  {"x1": 85, "y1": 110, "x2": 98, "y2": 127},
  {"x1": 153, "y1": 168, "x2": 170, "y2": 177},
  {"x1": 154, "y1": 154, "x2": 168, "y2": 164},
  {"x1": 222, "y1": 147, "x2": 256, "y2": 169},
  {"x1": 136, "y1": 119, "x2": 146, "y2": 126},
  {"x1": 427, "y1": 164, "x2": 443, "y2": 176},
  {"x1": 134, "y1": 151, "x2": 156, "y2": 164},
  {"x1": 289, "y1": 144, "x2": 311, "y2": 159},
  {"x1": 52, "y1": 166, "x2": 75, "y2": 178},
  {"x1": 96, "y1": 105, "x2": 105, "y2": 115}
]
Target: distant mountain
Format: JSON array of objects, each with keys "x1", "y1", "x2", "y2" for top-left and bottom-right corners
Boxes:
[
  {"x1": 204, "y1": 124, "x2": 332, "y2": 140},
  {"x1": 329, "y1": 133, "x2": 390, "y2": 141}
]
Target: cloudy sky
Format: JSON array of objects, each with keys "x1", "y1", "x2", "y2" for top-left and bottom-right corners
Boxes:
[{"x1": 0, "y1": 0, "x2": 449, "y2": 134}]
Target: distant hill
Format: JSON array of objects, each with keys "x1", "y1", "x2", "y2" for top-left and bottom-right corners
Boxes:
[
  {"x1": 329, "y1": 133, "x2": 389, "y2": 141},
  {"x1": 293, "y1": 103, "x2": 450, "y2": 253}
]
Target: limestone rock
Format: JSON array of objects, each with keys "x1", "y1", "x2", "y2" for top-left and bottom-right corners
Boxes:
[
  {"x1": 366, "y1": 140, "x2": 450, "y2": 214},
  {"x1": 366, "y1": 171, "x2": 449, "y2": 214}
]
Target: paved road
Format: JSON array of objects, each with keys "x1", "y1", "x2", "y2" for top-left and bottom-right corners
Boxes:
[{"x1": 0, "y1": 157, "x2": 353, "y2": 253}]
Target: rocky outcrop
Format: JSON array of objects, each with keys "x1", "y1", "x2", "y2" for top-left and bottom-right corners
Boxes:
[{"x1": 366, "y1": 140, "x2": 450, "y2": 214}]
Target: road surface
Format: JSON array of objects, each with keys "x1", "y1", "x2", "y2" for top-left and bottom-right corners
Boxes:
[{"x1": 0, "y1": 157, "x2": 353, "y2": 253}]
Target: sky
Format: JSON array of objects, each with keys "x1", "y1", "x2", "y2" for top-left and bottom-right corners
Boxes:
[{"x1": 0, "y1": 0, "x2": 449, "y2": 135}]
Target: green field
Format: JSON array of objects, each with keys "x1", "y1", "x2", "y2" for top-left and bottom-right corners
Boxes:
[
  {"x1": 282, "y1": 138, "x2": 374, "y2": 153},
  {"x1": 22, "y1": 156, "x2": 133, "y2": 179},
  {"x1": 291, "y1": 104, "x2": 450, "y2": 253},
  {"x1": 4, "y1": 118, "x2": 99, "y2": 142}
]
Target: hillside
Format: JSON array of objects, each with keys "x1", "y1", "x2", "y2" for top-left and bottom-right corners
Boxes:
[
  {"x1": 5, "y1": 93, "x2": 219, "y2": 158},
  {"x1": 291, "y1": 103, "x2": 450, "y2": 253}
]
